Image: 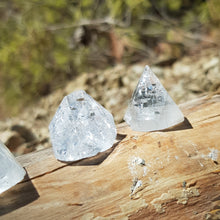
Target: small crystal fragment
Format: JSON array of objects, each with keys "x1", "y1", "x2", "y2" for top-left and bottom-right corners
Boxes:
[
  {"x1": 208, "y1": 149, "x2": 218, "y2": 162},
  {"x1": 49, "y1": 90, "x2": 117, "y2": 162},
  {"x1": 124, "y1": 65, "x2": 184, "y2": 131},
  {"x1": 0, "y1": 140, "x2": 26, "y2": 194}
]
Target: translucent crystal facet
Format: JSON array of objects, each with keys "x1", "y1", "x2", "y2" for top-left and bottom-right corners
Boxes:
[
  {"x1": 124, "y1": 65, "x2": 184, "y2": 131},
  {"x1": 49, "y1": 90, "x2": 117, "y2": 162},
  {"x1": 0, "y1": 140, "x2": 26, "y2": 194}
]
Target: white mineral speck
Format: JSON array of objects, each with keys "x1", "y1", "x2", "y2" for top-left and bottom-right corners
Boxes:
[
  {"x1": 131, "y1": 179, "x2": 142, "y2": 195},
  {"x1": 143, "y1": 167, "x2": 148, "y2": 177},
  {"x1": 208, "y1": 149, "x2": 218, "y2": 161}
]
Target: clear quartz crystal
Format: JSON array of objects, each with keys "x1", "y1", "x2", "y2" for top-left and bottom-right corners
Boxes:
[
  {"x1": 0, "y1": 140, "x2": 26, "y2": 194},
  {"x1": 124, "y1": 65, "x2": 184, "y2": 132},
  {"x1": 49, "y1": 90, "x2": 117, "y2": 162}
]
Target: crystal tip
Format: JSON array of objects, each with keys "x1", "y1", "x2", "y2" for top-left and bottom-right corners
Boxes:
[{"x1": 144, "y1": 65, "x2": 150, "y2": 72}]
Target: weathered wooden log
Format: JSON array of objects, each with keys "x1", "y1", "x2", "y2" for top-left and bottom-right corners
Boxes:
[{"x1": 0, "y1": 95, "x2": 220, "y2": 220}]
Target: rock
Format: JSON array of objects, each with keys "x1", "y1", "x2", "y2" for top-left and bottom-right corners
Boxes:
[
  {"x1": 203, "y1": 57, "x2": 219, "y2": 71},
  {"x1": 11, "y1": 124, "x2": 36, "y2": 142},
  {"x1": 151, "y1": 66, "x2": 164, "y2": 78},
  {"x1": 207, "y1": 66, "x2": 220, "y2": 84},
  {"x1": 34, "y1": 108, "x2": 48, "y2": 120},
  {"x1": 1, "y1": 130, "x2": 25, "y2": 152},
  {"x1": 188, "y1": 83, "x2": 203, "y2": 93},
  {"x1": 172, "y1": 62, "x2": 191, "y2": 77}
]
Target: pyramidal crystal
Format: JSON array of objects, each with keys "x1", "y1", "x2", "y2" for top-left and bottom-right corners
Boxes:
[
  {"x1": 0, "y1": 140, "x2": 26, "y2": 194},
  {"x1": 124, "y1": 65, "x2": 184, "y2": 131},
  {"x1": 49, "y1": 90, "x2": 117, "y2": 162}
]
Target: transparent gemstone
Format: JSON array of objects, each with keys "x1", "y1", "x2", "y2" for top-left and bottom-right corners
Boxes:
[
  {"x1": 49, "y1": 90, "x2": 117, "y2": 162},
  {"x1": 0, "y1": 140, "x2": 26, "y2": 194},
  {"x1": 124, "y1": 65, "x2": 184, "y2": 131}
]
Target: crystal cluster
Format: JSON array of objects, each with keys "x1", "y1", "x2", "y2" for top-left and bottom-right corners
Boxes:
[
  {"x1": 49, "y1": 90, "x2": 117, "y2": 162},
  {"x1": 124, "y1": 65, "x2": 184, "y2": 131},
  {"x1": 0, "y1": 140, "x2": 26, "y2": 194}
]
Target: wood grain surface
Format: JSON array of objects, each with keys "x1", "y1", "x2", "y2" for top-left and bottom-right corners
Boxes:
[{"x1": 1, "y1": 95, "x2": 220, "y2": 220}]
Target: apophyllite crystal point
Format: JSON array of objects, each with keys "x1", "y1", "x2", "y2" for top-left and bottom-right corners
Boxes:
[
  {"x1": 124, "y1": 65, "x2": 184, "y2": 132},
  {"x1": 0, "y1": 140, "x2": 26, "y2": 194},
  {"x1": 49, "y1": 90, "x2": 117, "y2": 162}
]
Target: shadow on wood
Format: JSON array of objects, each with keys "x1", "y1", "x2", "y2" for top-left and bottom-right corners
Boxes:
[
  {"x1": 0, "y1": 173, "x2": 39, "y2": 216},
  {"x1": 160, "y1": 117, "x2": 193, "y2": 132},
  {"x1": 59, "y1": 133, "x2": 127, "y2": 166}
]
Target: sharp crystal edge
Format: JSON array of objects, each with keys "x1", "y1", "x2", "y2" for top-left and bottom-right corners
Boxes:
[
  {"x1": 0, "y1": 140, "x2": 26, "y2": 194},
  {"x1": 124, "y1": 65, "x2": 184, "y2": 132},
  {"x1": 49, "y1": 90, "x2": 117, "y2": 162}
]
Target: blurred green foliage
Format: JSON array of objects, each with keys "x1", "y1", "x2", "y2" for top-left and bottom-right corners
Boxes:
[{"x1": 0, "y1": 0, "x2": 216, "y2": 114}]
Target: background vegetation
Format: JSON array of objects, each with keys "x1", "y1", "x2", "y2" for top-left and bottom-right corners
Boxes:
[{"x1": 0, "y1": 0, "x2": 219, "y2": 116}]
